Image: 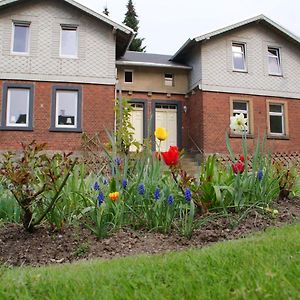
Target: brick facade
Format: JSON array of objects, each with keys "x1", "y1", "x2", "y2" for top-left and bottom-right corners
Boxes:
[
  {"x1": 0, "y1": 80, "x2": 115, "y2": 152},
  {"x1": 188, "y1": 89, "x2": 300, "y2": 155}
]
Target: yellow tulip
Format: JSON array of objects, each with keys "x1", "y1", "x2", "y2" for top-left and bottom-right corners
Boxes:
[
  {"x1": 155, "y1": 127, "x2": 168, "y2": 141},
  {"x1": 109, "y1": 192, "x2": 119, "y2": 201}
]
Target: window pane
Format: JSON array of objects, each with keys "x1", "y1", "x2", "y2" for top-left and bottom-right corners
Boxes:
[
  {"x1": 165, "y1": 74, "x2": 173, "y2": 86},
  {"x1": 61, "y1": 27, "x2": 77, "y2": 57},
  {"x1": 268, "y1": 57, "x2": 280, "y2": 74},
  {"x1": 233, "y1": 53, "x2": 245, "y2": 70},
  {"x1": 270, "y1": 115, "x2": 283, "y2": 134},
  {"x1": 269, "y1": 104, "x2": 282, "y2": 113},
  {"x1": 233, "y1": 102, "x2": 247, "y2": 111},
  {"x1": 13, "y1": 24, "x2": 29, "y2": 53},
  {"x1": 7, "y1": 88, "x2": 29, "y2": 126},
  {"x1": 268, "y1": 48, "x2": 278, "y2": 57},
  {"x1": 56, "y1": 91, "x2": 78, "y2": 127},
  {"x1": 125, "y1": 71, "x2": 133, "y2": 83}
]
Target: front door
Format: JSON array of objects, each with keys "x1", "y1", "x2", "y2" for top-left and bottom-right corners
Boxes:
[{"x1": 155, "y1": 104, "x2": 177, "y2": 151}]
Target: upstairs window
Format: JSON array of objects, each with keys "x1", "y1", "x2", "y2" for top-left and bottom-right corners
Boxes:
[
  {"x1": 268, "y1": 103, "x2": 286, "y2": 135},
  {"x1": 12, "y1": 22, "x2": 30, "y2": 54},
  {"x1": 60, "y1": 25, "x2": 78, "y2": 58},
  {"x1": 164, "y1": 73, "x2": 174, "y2": 86},
  {"x1": 232, "y1": 43, "x2": 246, "y2": 71},
  {"x1": 268, "y1": 47, "x2": 281, "y2": 75},
  {"x1": 124, "y1": 70, "x2": 133, "y2": 83}
]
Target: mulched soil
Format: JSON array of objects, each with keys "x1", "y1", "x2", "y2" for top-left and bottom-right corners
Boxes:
[{"x1": 0, "y1": 197, "x2": 299, "y2": 267}]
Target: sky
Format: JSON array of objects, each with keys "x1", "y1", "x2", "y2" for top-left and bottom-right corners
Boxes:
[{"x1": 77, "y1": 0, "x2": 300, "y2": 55}]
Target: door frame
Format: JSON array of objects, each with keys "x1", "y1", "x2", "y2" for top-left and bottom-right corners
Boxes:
[
  {"x1": 152, "y1": 100, "x2": 182, "y2": 151},
  {"x1": 128, "y1": 99, "x2": 148, "y2": 139}
]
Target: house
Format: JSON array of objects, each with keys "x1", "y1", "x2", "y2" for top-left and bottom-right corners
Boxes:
[
  {"x1": 118, "y1": 15, "x2": 300, "y2": 155},
  {"x1": 0, "y1": 1, "x2": 299, "y2": 156},
  {"x1": 0, "y1": 0, "x2": 134, "y2": 151}
]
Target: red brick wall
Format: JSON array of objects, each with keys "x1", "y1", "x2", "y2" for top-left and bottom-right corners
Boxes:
[
  {"x1": 190, "y1": 90, "x2": 300, "y2": 155},
  {"x1": 125, "y1": 92, "x2": 188, "y2": 149},
  {"x1": 0, "y1": 80, "x2": 115, "y2": 152}
]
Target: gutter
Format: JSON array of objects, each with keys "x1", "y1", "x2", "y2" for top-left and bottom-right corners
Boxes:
[{"x1": 116, "y1": 61, "x2": 192, "y2": 70}]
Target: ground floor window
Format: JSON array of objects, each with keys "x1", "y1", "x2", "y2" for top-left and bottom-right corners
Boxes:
[
  {"x1": 1, "y1": 83, "x2": 33, "y2": 130},
  {"x1": 51, "y1": 86, "x2": 82, "y2": 132},
  {"x1": 230, "y1": 97, "x2": 253, "y2": 134},
  {"x1": 267, "y1": 100, "x2": 288, "y2": 136}
]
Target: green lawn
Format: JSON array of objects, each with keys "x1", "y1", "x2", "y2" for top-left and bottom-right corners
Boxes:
[{"x1": 1, "y1": 223, "x2": 300, "y2": 300}]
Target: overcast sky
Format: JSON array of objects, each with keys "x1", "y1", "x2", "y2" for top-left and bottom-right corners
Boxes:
[{"x1": 78, "y1": 0, "x2": 300, "y2": 55}]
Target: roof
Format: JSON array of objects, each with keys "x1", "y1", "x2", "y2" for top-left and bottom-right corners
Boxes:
[
  {"x1": 117, "y1": 51, "x2": 192, "y2": 70},
  {"x1": 172, "y1": 14, "x2": 300, "y2": 61},
  {"x1": 0, "y1": 0, "x2": 135, "y2": 57}
]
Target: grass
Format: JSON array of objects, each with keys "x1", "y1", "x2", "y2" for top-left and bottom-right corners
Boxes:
[{"x1": 0, "y1": 223, "x2": 299, "y2": 300}]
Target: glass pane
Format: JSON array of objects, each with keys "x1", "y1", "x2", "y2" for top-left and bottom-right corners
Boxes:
[
  {"x1": 125, "y1": 71, "x2": 132, "y2": 83},
  {"x1": 56, "y1": 91, "x2": 78, "y2": 127},
  {"x1": 270, "y1": 115, "x2": 283, "y2": 134},
  {"x1": 13, "y1": 25, "x2": 29, "y2": 53},
  {"x1": 232, "y1": 44, "x2": 243, "y2": 53},
  {"x1": 268, "y1": 48, "x2": 278, "y2": 57},
  {"x1": 233, "y1": 53, "x2": 245, "y2": 70},
  {"x1": 7, "y1": 88, "x2": 29, "y2": 126},
  {"x1": 61, "y1": 28, "x2": 77, "y2": 56},
  {"x1": 269, "y1": 104, "x2": 282, "y2": 113},
  {"x1": 233, "y1": 102, "x2": 247, "y2": 111},
  {"x1": 165, "y1": 73, "x2": 173, "y2": 79},
  {"x1": 268, "y1": 57, "x2": 280, "y2": 74}
]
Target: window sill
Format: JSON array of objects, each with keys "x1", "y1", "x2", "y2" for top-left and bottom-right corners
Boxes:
[
  {"x1": 268, "y1": 73, "x2": 283, "y2": 77},
  {"x1": 49, "y1": 127, "x2": 82, "y2": 133},
  {"x1": 232, "y1": 69, "x2": 248, "y2": 73},
  {"x1": 0, "y1": 126, "x2": 33, "y2": 131},
  {"x1": 267, "y1": 134, "x2": 289, "y2": 140},
  {"x1": 229, "y1": 133, "x2": 254, "y2": 139}
]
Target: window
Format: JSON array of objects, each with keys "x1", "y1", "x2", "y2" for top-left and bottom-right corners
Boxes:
[
  {"x1": 164, "y1": 73, "x2": 174, "y2": 86},
  {"x1": 268, "y1": 102, "x2": 287, "y2": 135},
  {"x1": 268, "y1": 47, "x2": 281, "y2": 75},
  {"x1": 124, "y1": 70, "x2": 133, "y2": 83},
  {"x1": 230, "y1": 98, "x2": 253, "y2": 134},
  {"x1": 232, "y1": 43, "x2": 246, "y2": 71},
  {"x1": 1, "y1": 83, "x2": 33, "y2": 130},
  {"x1": 60, "y1": 25, "x2": 78, "y2": 58},
  {"x1": 51, "y1": 87, "x2": 82, "y2": 132},
  {"x1": 12, "y1": 22, "x2": 30, "y2": 54}
]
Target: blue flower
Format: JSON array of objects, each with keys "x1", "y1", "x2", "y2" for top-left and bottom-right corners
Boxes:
[
  {"x1": 122, "y1": 179, "x2": 128, "y2": 189},
  {"x1": 97, "y1": 192, "x2": 104, "y2": 205},
  {"x1": 114, "y1": 157, "x2": 122, "y2": 166},
  {"x1": 138, "y1": 183, "x2": 145, "y2": 195},
  {"x1": 154, "y1": 188, "x2": 160, "y2": 200},
  {"x1": 103, "y1": 178, "x2": 108, "y2": 185},
  {"x1": 184, "y1": 188, "x2": 192, "y2": 202},
  {"x1": 257, "y1": 170, "x2": 263, "y2": 181},
  {"x1": 167, "y1": 194, "x2": 174, "y2": 206},
  {"x1": 93, "y1": 182, "x2": 100, "y2": 191}
]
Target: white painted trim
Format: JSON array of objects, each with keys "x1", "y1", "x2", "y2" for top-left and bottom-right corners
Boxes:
[
  {"x1": 11, "y1": 21, "x2": 30, "y2": 56},
  {"x1": 124, "y1": 69, "x2": 134, "y2": 84},
  {"x1": 60, "y1": 25, "x2": 78, "y2": 59}
]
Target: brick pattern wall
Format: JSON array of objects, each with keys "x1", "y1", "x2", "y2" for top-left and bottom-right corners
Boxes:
[
  {"x1": 189, "y1": 90, "x2": 300, "y2": 155},
  {"x1": 0, "y1": 80, "x2": 115, "y2": 152}
]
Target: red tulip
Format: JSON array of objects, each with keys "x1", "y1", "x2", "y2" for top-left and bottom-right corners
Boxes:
[
  {"x1": 239, "y1": 155, "x2": 245, "y2": 162},
  {"x1": 162, "y1": 146, "x2": 179, "y2": 166},
  {"x1": 232, "y1": 161, "x2": 245, "y2": 174}
]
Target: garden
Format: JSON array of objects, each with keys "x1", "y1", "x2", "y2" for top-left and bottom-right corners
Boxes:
[{"x1": 0, "y1": 103, "x2": 299, "y2": 268}]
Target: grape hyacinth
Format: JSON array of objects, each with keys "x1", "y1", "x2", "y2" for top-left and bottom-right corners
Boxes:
[
  {"x1": 114, "y1": 157, "x2": 122, "y2": 166},
  {"x1": 103, "y1": 178, "x2": 108, "y2": 185},
  {"x1": 184, "y1": 188, "x2": 192, "y2": 202},
  {"x1": 167, "y1": 194, "x2": 174, "y2": 206},
  {"x1": 138, "y1": 183, "x2": 145, "y2": 195},
  {"x1": 257, "y1": 170, "x2": 263, "y2": 181},
  {"x1": 154, "y1": 188, "x2": 160, "y2": 200},
  {"x1": 122, "y1": 179, "x2": 128, "y2": 189},
  {"x1": 97, "y1": 192, "x2": 104, "y2": 205},
  {"x1": 93, "y1": 182, "x2": 100, "y2": 191}
]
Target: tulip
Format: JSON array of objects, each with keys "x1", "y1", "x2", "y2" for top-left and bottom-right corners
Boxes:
[
  {"x1": 162, "y1": 146, "x2": 179, "y2": 166},
  {"x1": 109, "y1": 192, "x2": 119, "y2": 201},
  {"x1": 232, "y1": 161, "x2": 245, "y2": 174},
  {"x1": 155, "y1": 128, "x2": 168, "y2": 141}
]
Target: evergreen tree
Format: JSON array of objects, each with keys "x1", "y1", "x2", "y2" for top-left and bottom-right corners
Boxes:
[{"x1": 123, "y1": 0, "x2": 146, "y2": 52}]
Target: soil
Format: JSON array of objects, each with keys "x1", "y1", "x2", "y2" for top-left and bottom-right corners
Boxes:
[{"x1": 0, "y1": 197, "x2": 299, "y2": 267}]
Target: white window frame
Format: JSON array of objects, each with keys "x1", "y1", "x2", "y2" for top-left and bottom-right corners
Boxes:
[
  {"x1": 124, "y1": 69, "x2": 133, "y2": 84},
  {"x1": 11, "y1": 21, "x2": 30, "y2": 55},
  {"x1": 268, "y1": 47, "x2": 282, "y2": 76},
  {"x1": 164, "y1": 73, "x2": 174, "y2": 86},
  {"x1": 232, "y1": 42, "x2": 247, "y2": 72},
  {"x1": 55, "y1": 90, "x2": 78, "y2": 129},
  {"x1": 60, "y1": 25, "x2": 78, "y2": 58},
  {"x1": 231, "y1": 100, "x2": 251, "y2": 134},
  {"x1": 268, "y1": 103, "x2": 285, "y2": 135},
  {"x1": 6, "y1": 88, "x2": 30, "y2": 127}
]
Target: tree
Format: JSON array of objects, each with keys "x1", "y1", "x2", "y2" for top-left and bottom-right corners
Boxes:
[{"x1": 123, "y1": 0, "x2": 146, "y2": 52}]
